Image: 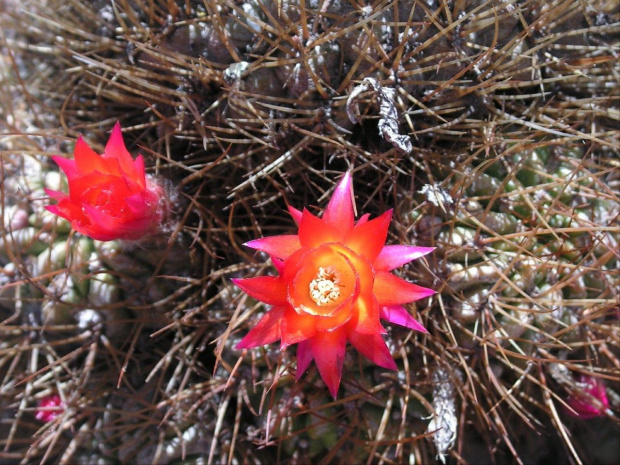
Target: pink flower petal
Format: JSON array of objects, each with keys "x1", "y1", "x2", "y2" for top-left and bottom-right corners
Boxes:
[
  {"x1": 351, "y1": 293, "x2": 384, "y2": 335},
  {"x1": 296, "y1": 340, "x2": 313, "y2": 380},
  {"x1": 311, "y1": 329, "x2": 347, "y2": 398},
  {"x1": 104, "y1": 121, "x2": 136, "y2": 176},
  {"x1": 78, "y1": 205, "x2": 123, "y2": 241},
  {"x1": 323, "y1": 172, "x2": 354, "y2": 232},
  {"x1": 45, "y1": 205, "x2": 62, "y2": 217},
  {"x1": 131, "y1": 154, "x2": 147, "y2": 188},
  {"x1": 356, "y1": 213, "x2": 370, "y2": 226},
  {"x1": 281, "y1": 309, "x2": 317, "y2": 348},
  {"x1": 236, "y1": 306, "x2": 285, "y2": 349},
  {"x1": 245, "y1": 235, "x2": 301, "y2": 260},
  {"x1": 81, "y1": 204, "x2": 153, "y2": 241},
  {"x1": 373, "y1": 271, "x2": 436, "y2": 306},
  {"x1": 43, "y1": 188, "x2": 67, "y2": 201},
  {"x1": 348, "y1": 332, "x2": 397, "y2": 370},
  {"x1": 50, "y1": 155, "x2": 78, "y2": 180},
  {"x1": 271, "y1": 256, "x2": 285, "y2": 275},
  {"x1": 74, "y1": 136, "x2": 118, "y2": 176},
  {"x1": 125, "y1": 192, "x2": 158, "y2": 217},
  {"x1": 344, "y1": 210, "x2": 392, "y2": 262},
  {"x1": 232, "y1": 276, "x2": 287, "y2": 306},
  {"x1": 288, "y1": 205, "x2": 303, "y2": 225},
  {"x1": 45, "y1": 198, "x2": 84, "y2": 224},
  {"x1": 374, "y1": 245, "x2": 435, "y2": 271},
  {"x1": 298, "y1": 209, "x2": 343, "y2": 247},
  {"x1": 380, "y1": 305, "x2": 428, "y2": 333}
]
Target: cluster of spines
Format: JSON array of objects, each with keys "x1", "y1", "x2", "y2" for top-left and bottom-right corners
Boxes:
[{"x1": 0, "y1": 0, "x2": 618, "y2": 463}]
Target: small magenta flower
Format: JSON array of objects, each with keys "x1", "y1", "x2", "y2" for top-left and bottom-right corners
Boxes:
[
  {"x1": 566, "y1": 374, "x2": 609, "y2": 419},
  {"x1": 35, "y1": 394, "x2": 64, "y2": 422},
  {"x1": 45, "y1": 122, "x2": 165, "y2": 241},
  {"x1": 234, "y1": 172, "x2": 435, "y2": 397}
]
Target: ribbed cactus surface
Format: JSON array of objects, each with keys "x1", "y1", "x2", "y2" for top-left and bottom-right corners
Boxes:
[{"x1": 1, "y1": 0, "x2": 618, "y2": 463}]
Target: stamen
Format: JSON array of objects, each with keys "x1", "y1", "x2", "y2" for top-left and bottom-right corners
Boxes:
[{"x1": 309, "y1": 266, "x2": 341, "y2": 306}]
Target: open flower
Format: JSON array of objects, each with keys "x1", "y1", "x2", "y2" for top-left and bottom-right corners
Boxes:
[
  {"x1": 45, "y1": 122, "x2": 164, "y2": 241},
  {"x1": 234, "y1": 172, "x2": 435, "y2": 397}
]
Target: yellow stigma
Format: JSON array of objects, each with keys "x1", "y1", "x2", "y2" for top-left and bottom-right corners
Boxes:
[{"x1": 309, "y1": 266, "x2": 341, "y2": 306}]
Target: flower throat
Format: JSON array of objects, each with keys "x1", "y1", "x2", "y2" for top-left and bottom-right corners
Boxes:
[{"x1": 309, "y1": 266, "x2": 341, "y2": 306}]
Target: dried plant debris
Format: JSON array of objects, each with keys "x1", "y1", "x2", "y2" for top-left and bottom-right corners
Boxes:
[
  {"x1": 347, "y1": 77, "x2": 413, "y2": 153},
  {"x1": 1, "y1": 0, "x2": 619, "y2": 464},
  {"x1": 427, "y1": 365, "x2": 459, "y2": 463}
]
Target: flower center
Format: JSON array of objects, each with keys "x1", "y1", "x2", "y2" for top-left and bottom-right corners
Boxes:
[
  {"x1": 96, "y1": 189, "x2": 112, "y2": 207},
  {"x1": 308, "y1": 266, "x2": 341, "y2": 306}
]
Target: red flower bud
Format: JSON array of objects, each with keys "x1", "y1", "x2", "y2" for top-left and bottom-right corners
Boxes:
[
  {"x1": 566, "y1": 374, "x2": 609, "y2": 419},
  {"x1": 35, "y1": 394, "x2": 64, "y2": 423},
  {"x1": 45, "y1": 122, "x2": 165, "y2": 241}
]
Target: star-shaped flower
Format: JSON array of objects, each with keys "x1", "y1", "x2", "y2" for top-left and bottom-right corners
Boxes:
[{"x1": 234, "y1": 172, "x2": 435, "y2": 397}]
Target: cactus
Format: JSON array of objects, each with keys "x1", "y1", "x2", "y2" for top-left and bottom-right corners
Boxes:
[
  {"x1": 2, "y1": 0, "x2": 619, "y2": 463},
  {"x1": 0, "y1": 83, "x2": 207, "y2": 465}
]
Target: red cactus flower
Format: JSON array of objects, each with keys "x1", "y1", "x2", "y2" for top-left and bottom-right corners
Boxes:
[
  {"x1": 45, "y1": 122, "x2": 164, "y2": 241},
  {"x1": 35, "y1": 394, "x2": 64, "y2": 422},
  {"x1": 234, "y1": 172, "x2": 435, "y2": 397},
  {"x1": 566, "y1": 374, "x2": 609, "y2": 419}
]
